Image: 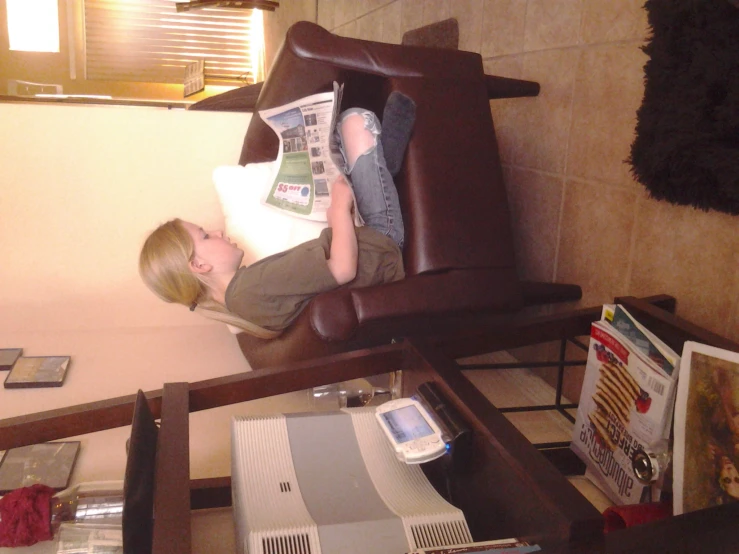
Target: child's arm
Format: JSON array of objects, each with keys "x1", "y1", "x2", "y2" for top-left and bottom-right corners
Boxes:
[{"x1": 326, "y1": 175, "x2": 358, "y2": 285}]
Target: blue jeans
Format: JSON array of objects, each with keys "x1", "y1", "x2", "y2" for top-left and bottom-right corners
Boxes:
[{"x1": 335, "y1": 108, "x2": 405, "y2": 248}]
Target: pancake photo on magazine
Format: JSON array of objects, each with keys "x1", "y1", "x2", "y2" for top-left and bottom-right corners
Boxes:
[{"x1": 673, "y1": 341, "x2": 739, "y2": 515}]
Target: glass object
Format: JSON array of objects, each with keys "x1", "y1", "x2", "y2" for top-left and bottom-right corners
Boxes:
[
  {"x1": 388, "y1": 369, "x2": 403, "y2": 400},
  {"x1": 56, "y1": 523, "x2": 123, "y2": 554},
  {"x1": 309, "y1": 378, "x2": 393, "y2": 410},
  {"x1": 51, "y1": 482, "x2": 124, "y2": 535},
  {"x1": 632, "y1": 439, "x2": 672, "y2": 486}
]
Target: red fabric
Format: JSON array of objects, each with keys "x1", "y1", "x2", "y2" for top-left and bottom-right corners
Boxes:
[
  {"x1": 0, "y1": 484, "x2": 55, "y2": 547},
  {"x1": 602, "y1": 501, "x2": 672, "y2": 533}
]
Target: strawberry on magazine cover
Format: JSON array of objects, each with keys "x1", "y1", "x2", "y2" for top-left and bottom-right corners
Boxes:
[
  {"x1": 594, "y1": 343, "x2": 608, "y2": 363},
  {"x1": 635, "y1": 390, "x2": 652, "y2": 414}
]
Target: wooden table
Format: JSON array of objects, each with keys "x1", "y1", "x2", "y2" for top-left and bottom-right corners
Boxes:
[{"x1": 2, "y1": 294, "x2": 738, "y2": 553}]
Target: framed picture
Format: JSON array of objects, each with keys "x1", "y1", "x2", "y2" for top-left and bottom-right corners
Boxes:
[
  {"x1": 673, "y1": 342, "x2": 739, "y2": 515},
  {"x1": 3, "y1": 355, "x2": 71, "y2": 388},
  {"x1": 0, "y1": 441, "x2": 81, "y2": 493},
  {"x1": 0, "y1": 348, "x2": 22, "y2": 371}
]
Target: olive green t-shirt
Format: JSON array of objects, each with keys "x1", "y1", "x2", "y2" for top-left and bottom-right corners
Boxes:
[{"x1": 225, "y1": 226, "x2": 404, "y2": 331}]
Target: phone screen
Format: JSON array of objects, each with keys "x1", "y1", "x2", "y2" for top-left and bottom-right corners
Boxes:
[{"x1": 380, "y1": 405, "x2": 434, "y2": 444}]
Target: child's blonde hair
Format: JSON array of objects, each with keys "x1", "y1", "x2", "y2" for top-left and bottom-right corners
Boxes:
[{"x1": 139, "y1": 219, "x2": 280, "y2": 339}]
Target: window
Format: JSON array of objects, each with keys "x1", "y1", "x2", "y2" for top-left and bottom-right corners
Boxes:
[
  {"x1": 84, "y1": 0, "x2": 261, "y2": 85},
  {"x1": 7, "y1": 0, "x2": 60, "y2": 52}
]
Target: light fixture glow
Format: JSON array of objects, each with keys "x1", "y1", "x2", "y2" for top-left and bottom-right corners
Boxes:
[
  {"x1": 7, "y1": 0, "x2": 60, "y2": 53},
  {"x1": 249, "y1": 9, "x2": 265, "y2": 83}
]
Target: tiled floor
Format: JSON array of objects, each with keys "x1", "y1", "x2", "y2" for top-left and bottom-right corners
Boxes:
[
  {"x1": 264, "y1": 0, "x2": 739, "y2": 403},
  {"x1": 460, "y1": 350, "x2": 576, "y2": 444},
  {"x1": 459, "y1": 350, "x2": 615, "y2": 511}
]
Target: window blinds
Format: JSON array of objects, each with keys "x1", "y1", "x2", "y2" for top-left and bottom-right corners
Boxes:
[{"x1": 84, "y1": 0, "x2": 254, "y2": 84}]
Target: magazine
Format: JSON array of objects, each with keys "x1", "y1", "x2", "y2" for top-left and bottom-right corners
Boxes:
[
  {"x1": 673, "y1": 341, "x2": 739, "y2": 515},
  {"x1": 602, "y1": 304, "x2": 678, "y2": 377},
  {"x1": 259, "y1": 82, "x2": 361, "y2": 225},
  {"x1": 571, "y1": 307, "x2": 680, "y2": 505},
  {"x1": 407, "y1": 538, "x2": 539, "y2": 553}
]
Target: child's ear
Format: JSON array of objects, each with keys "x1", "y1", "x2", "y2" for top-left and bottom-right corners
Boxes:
[{"x1": 189, "y1": 258, "x2": 212, "y2": 274}]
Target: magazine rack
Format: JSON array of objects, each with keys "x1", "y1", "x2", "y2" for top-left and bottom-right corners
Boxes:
[{"x1": 1, "y1": 294, "x2": 738, "y2": 553}]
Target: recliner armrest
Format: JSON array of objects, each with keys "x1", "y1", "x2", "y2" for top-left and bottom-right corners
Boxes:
[
  {"x1": 286, "y1": 21, "x2": 486, "y2": 81},
  {"x1": 241, "y1": 21, "x2": 490, "y2": 165},
  {"x1": 310, "y1": 268, "x2": 524, "y2": 341}
]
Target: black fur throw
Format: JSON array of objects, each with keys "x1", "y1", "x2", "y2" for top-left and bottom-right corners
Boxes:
[{"x1": 628, "y1": 0, "x2": 739, "y2": 215}]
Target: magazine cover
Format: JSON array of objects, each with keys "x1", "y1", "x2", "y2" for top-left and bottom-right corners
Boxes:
[
  {"x1": 571, "y1": 320, "x2": 678, "y2": 504},
  {"x1": 673, "y1": 341, "x2": 739, "y2": 515}
]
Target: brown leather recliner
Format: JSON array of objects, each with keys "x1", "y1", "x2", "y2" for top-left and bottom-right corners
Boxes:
[{"x1": 216, "y1": 21, "x2": 581, "y2": 369}]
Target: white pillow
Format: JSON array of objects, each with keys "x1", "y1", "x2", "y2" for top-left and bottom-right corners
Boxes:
[{"x1": 213, "y1": 164, "x2": 328, "y2": 267}]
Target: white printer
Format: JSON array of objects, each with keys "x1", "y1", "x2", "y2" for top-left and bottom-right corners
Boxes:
[{"x1": 231, "y1": 408, "x2": 472, "y2": 554}]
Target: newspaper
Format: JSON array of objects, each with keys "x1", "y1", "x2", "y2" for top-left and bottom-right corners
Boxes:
[
  {"x1": 673, "y1": 341, "x2": 739, "y2": 515},
  {"x1": 571, "y1": 306, "x2": 680, "y2": 505},
  {"x1": 259, "y1": 82, "x2": 361, "y2": 224}
]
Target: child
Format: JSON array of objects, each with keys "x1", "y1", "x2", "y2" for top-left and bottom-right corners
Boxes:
[{"x1": 139, "y1": 94, "x2": 415, "y2": 338}]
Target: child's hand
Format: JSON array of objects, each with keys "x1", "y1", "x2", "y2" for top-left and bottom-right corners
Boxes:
[{"x1": 327, "y1": 175, "x2": 353, "y2": 226}]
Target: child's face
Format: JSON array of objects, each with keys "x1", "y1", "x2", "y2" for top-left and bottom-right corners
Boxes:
[{"x1": 182, "y1": 221, "x2": 243, "y2": 274}]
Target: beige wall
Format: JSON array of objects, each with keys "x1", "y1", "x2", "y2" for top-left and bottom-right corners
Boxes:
[
  {"x1": 0, "y1": 102, "x2": 248, "y2": 333},
  {"x1": 0, "y1": 101, "x2": 315, "y2": 553}
]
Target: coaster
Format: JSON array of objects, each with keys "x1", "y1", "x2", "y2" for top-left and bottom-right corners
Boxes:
[
  {"x1": 3, "y1": 356, "x2": 71, "y2": 388},
  {"x1": 0, "y1": 442, "x2": 81, "y2": 493},
  {"x1": 0, "y1": 348, "x2": 22, "y2": 371}
]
